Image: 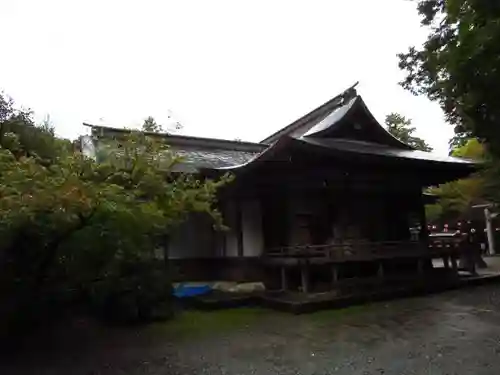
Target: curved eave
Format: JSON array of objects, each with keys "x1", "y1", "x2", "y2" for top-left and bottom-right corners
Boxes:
[
  {"x1": 202, "y1": 135, "x2": 477, "y2": 178},
  {"x1": 199, "y1": 136, "x2": 294, "y2": 176},
  {"x1": 296, "y1": 137, "x2": 478, "y2": 182},
  {"x1": 303, "y1": 95, "x2": 414, "y2": 150},
  {"x1": 356, "y1": 97, "x2": 414, "y2": 150}
]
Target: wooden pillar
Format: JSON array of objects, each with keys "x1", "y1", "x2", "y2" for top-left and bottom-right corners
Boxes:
[
  {"x1": 450, "y1": 255, "x2": 458, "y2": 274},
  {"x1": 235, "y1": 201, "x2": 244, "y2": 257},
  {"x1": 418, "y1": 193, "x2": 432, "y2": 272},
  {"x1": 331, "y1": 264, "x2": 339, "y2": 288},
  {"x1": 485, "y1": 207, "x2": 496, "y2": 255},
  {"x1": 301, "y1": 262, "x2": 310, "y2": 293},
  {"x1": 377, "y1": 261, "x2": 385, "y2": 279},
  {"x1": 417, "y1": 259, "x2": 424, "y2": 275},
  {"x1": 221, "y1": 230, "x2": 227, "y2": 257},
  {"x1": 281, "y1": 267, "x2": 288, "y2": 291},
  {"x1": 418, "y1": 193, "x2": 429, "y2": 243},
  {"x1": 442, "y1": 255, "x2": 450, "y2": 269}
]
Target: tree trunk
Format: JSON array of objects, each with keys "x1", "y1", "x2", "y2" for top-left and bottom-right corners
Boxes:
[{"x1": 24, "y1": 213, "x2": 95, "y2": 312}]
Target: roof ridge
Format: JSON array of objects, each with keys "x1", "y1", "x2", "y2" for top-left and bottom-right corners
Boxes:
[
  {"x1": 260, "y1": 82, "x2": 359, "y2": 144},
  {"x1": 83, "y1": 123, "x2": 266, "y2": 152}
]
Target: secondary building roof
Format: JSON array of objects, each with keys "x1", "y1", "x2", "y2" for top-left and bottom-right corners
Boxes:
[{"x1": 83, "y1": 124, "x2": 263, "y2": 172}]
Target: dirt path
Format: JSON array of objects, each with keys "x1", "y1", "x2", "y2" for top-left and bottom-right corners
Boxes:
[{"x1": 4, "y1": 284, "x2": 500, "y2": 374}]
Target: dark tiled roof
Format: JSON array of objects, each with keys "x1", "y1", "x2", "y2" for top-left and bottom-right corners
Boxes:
[
  {"x1": 84, "y1": 124, "x2": 263, "y2": 172},
  {"x1": 92, "y1": 142, "x2": 260, "y2": 173},
  {"x1": 170, "y1": 146, "x2": 259, "y2": 172}
]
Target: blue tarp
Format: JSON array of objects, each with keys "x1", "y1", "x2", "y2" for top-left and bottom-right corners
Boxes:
[{"x1": 173, "y1": 284, "x2": 212, "y2": 298}]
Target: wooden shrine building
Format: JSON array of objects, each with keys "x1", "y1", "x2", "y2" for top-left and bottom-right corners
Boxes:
[{"x1": 83, "y1": 84, "x2": 476, "y2": 294}]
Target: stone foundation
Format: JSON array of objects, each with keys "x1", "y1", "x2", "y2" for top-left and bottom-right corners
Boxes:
[{"x1": 169, "y1": 257, "x2": 263, "y2": 282}]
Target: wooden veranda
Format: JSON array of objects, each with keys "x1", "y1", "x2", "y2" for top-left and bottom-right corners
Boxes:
[{"x1": 262, "y1": 239, "x2": 463, "y2": 293}]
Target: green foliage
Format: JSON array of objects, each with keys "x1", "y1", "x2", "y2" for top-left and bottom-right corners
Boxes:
[
  {"x1": 448, "y1": 131, "x2": 473, "y2": 152},
  {"x1": 0, "y1": 93, "x2": 229, "y2": 332},
  {"x1": 398, "y1": 0, "x2": 500, "y2": 158},
  {"x1": 425, "y1": 138, "x2": 485, "y2": 222},
  {"x1": 451, "y1": 137, "x2": 484, "y2": 159},
  {"x1": 385, "y1": 113, "x2": 433, "y2": 151}
]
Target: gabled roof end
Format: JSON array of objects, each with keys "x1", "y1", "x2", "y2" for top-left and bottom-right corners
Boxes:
[{"x1": 260, "y1": 82, "x2": 360, "y2": 144}]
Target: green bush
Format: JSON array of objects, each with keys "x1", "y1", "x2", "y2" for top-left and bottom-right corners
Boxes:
[
  {"x1": 0, "y1": 93, "x2": 228, "y2": 335},
  {"x1": 88, "y1": 261, "x2": 173, "y2": 323}
]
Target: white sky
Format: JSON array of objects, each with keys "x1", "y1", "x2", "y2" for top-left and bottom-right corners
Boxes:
[{"x1": 0, "y1": 0, "x2": 453, "y2": 154}]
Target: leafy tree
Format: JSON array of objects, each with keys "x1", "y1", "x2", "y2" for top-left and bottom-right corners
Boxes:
[
  {"x1": 0, "y1": 93, "x2": 229, "y2": 333},
  {"x1": 398, "y1": 0, "x2": 500, "y2": 158},
  {"x1": 452, "y1": 137, "x2": 485, "y2": 159},
  {"x1": 426, "y1": 138, "x2": 485, "y2": 222},
  {"x1": 385, "y1": 112, "x2": 433, "y2": 151},
  {"x1": 448, "y1": 131, "x2": 473, "y2": 152},
  {"x1": 142, "y1": 116, "x2": 163, "y2": 133}
]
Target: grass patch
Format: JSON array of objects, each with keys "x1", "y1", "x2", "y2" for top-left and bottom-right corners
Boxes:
[
  {"x1": 150, "y1": 308, "x2": 273, "y2": 339},
  {"x1": 308, "y1": 304, "x2": 375, "y2": 324},
  {"x1": 148, "y1": 304, "x2": 382, "y2": 341}
]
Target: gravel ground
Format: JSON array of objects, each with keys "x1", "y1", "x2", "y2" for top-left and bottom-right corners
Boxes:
[{"x1": 4, "y1": 283, "x2": 500, "y2": 375}]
